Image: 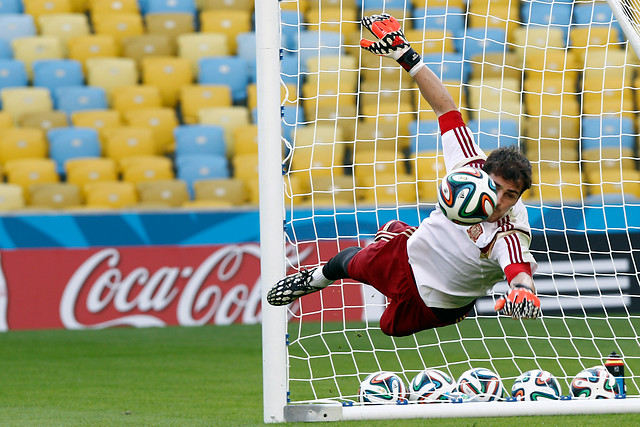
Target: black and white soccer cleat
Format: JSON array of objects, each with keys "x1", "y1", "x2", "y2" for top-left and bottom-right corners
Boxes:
[{"x1": 267, "y1": 268, "x2": 324, "y2": 306}]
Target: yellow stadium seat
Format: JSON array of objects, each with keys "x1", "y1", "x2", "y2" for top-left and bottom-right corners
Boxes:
[
  {"x1": 301, "y1": 82, "x2": 357, "y2": 120},
  {"x1": 120, "y1": 155, "x2": 174, "y2": 185},
  {"x1": 357, "y1": 173, "x2": 417, "y2": 206},
  {"x1": 467, "y1": 77, "x2": 521, "y2": 113},
  {"x1": 193, "y1": 178, "x2": 247, "y2": 205},
  {"x1": 404, "y1": 29, "x2": 456, "y2": 56},
  {"x1": 92, "y1": 13, "x2": 144, "y2": 44},
  {"x1": 358, "y1": 80, "x2": 414, "y2": 110},
  {"x1": 199, "y1": 0, "x2": 253, "y2": 11},
  {"x1": 301, "y1": 175, "x2": 355, "y2": 206},
  {"x1": 360, "y1": 54, "x2": 414, "y2": 89},
  {"x1": 121, "y1": 34, "x2": 176, "y2": 66},
  {"x1": 145, "y1": 13, "x2": 195, "y2": 43},
  {"x1": 112, "y1": 85, "x2": 163, "y2": 115},
  {"x1": 86, "y1": 57, "x2": 139, "y2": 101},
  {"x1": 89, "y1": 0, "x2": 139, "y2": 15},
  {"x1": 0, "y1": 183, "x2": 25, "y2": 210},
  {"x1": 291, "y1": 123, "x2": 344, "y2": 148},
  {"x1": 0, "y1": 113, "x2": 13, "y2": 129},
  {"x1": 137, "y1": 179, "x2": 190, "y2": 207},
  {"x1": 305, "y1": 7, "x2": 359, "y2": 41},
  {"x1": 512, "y1": 27, "x2": 567, "y2": 61},
  {"x1": 523, "y1": 77, "x2": 580, "y2": 117},
  {"x1": 4, "y1": 158, "x2": 59, "y2": 199},
  {"x1": 179, "y1": 85, "x2": 232, "y2": 125},
  {"x1": 102, "y1": 127, "x2": 156, "y2": 163},
  {"x1": 583, "y1": 49, "x2": 635, "y2": 87},
  {"x1": 11, "y1": 36, "x2": 64, "y2": 78},
  {"x1": 141, "y1": 56, "x2": 193, "y2": 107},
  {"x1": 123, "y1": 108, "x2": 179, "y2": 154},
  {"x1": 231, "y1": 124, "x2": 258, "y2": 156},
  {"x1": 71, "y1": 109, "x2": 123, "y2": 137},
  {"x1": 39, "y1": 13, "x2": 90, "y2": 53},
  {"x1": 24, "y1": 0, "x2": 73, "y2": 27},
  {"x1": 523, "y1": 115, "x2": 581, "y2": 143},
  {"x1": 582, "y1": 87, "x2": 635, "y2": 117},
  {"x1": 524, "y1": 48, "x2": 580, "y2": 84},
  {"x1": 468, "y1": 2, "x2": 519, "y2": 40},
  {"x1": 176, "y1": 33, "x2": 228, "y2": 74},
  {"x1": 0, "y1": 87, "x2": 53, "y2": 125},
  {"x1": 84, "y1": 181, "x2": 138, "y2": 209},
  {"x1": 529, "y1": 165, "x2": 585, "y2": 204},
  {"x1": 67, "y1": 35, "x2": 119, "y2": 69},
  {"x1": 305, "y1": 54, "x2": 359, "y2": 91},
  {"x1": 289, "y1": 143, "x2": 348, "y2": 193},
  {"x1": 353, "y1": 148, "x2": 405, "y2": 183},
  {"x1": 354, "y1": 121, "x2": 409, "y2": 153},
  {"x1": 569, "y1": 27, "x2": 621, "y2": 60},
  {"x1": 29, "y1": 182, "x2": 82, "y2": 209},
  {"x1": 231, "y1": 153, "x2": 259, "y2": 200},
  {"x1": 197, "y1": 106, "x2": 250, "y2": 152},
  {"x1": 199, "y1": 10, "x2": 251, "y2": 55},
  {"x1": 585, "y1": 167, "x2": 640, "y2": 200},
  {"x1": 19, "y1": 111, "x2": 68, "y2": 131},
  {"x1": 65, "y1": 157, "x2": 118, "y2": 189},
  {"x1": 581, "y1": 147, "x2": 636, "y2": 177},
  {"x1": 469, "y1": 52, "x2": 524, "y2": 81},
  {"x1": 0, "y1": 128, "x2": 47, "y2": 163},
  {"x1": 413, "y1": 151, "x2": 446, "y2": 202},
  {"x1": 361, "y1": 102, "x2": 415, "y2": 136},
  {"x1": 414, "y1": 81, "x2": 467, "y2": 122}
]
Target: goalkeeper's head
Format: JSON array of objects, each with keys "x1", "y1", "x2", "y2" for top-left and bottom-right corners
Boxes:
[{"x1": 483, "y1": 146, "x2": 532, "y2": 196}]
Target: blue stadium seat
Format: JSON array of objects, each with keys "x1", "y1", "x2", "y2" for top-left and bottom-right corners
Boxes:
[
  {"x1": 198, "y1": 56, "x2": 248, "y2": 103},
  {"x1": 47, "y1": 127, "x2": 102, "y2": 173},
  {"x1": 282, "y1": 105, "x2": 304, "y2": 142},
  {"x1": 0, "y1": 59, "x2": 28, "y2": 93},
  {"x1": 423, "y1": 53, "x2": 468, "y2": 83},
  {"x1": 294, "y1": 30, "x2": 343, "y2": 67},
  {"x1": 176, "y1": 154, "x2": 230, "y2": 196},
  {"x1": 573, "y1": 2, "x2": 624, "y2": 42},
  {"x1": 0, "y1": 14, "x2": 37, "y2": 43},
  {"x1": 54, "y1": 86, "x2": 108, "y2": 117},
  {"x1": 0, "y1": 40, "x2": 12, "y2": 59},
  {"x1": 32, "y1": 59, "x2": 84, "y2": 92},
  {"x1": 280, "y1": 10, "x2": 302, "y2": 50},
  {"x1": 520, "y1": 0, "x2": 573, "y2": 36},
  {"x1": 0, "y1": 0, "x2": 23, "y2": 13},
  {"x1": 411, "y1": 7, "x2": 465, "y2": 37},
  {"x1": 409, "y1": 120, "x2": 440, "y2": 153},
  {"x1": 458, "y1": 28, "x2": 507, "y2": 61},
  {"x1": 174, "y1": 125, "x2": 226, "y2": 159},
  {"x1": 467, "y1": 118, "x2": 520, "y2": 152},
  {"x1": 582, "y1": 116, "x2": 636, "y2": 151},
  {"x1": 280, "y1": 52, "x2": 301, "y2": 85},
  {"x1": 143, "y1": 0, "x2": 196, "y2": 15},
  {"x1": 359, "y1": 0, "x2": 411, "y2": 12},
  {"x1": 236, "y1": 31, "x2": 257, "y2": 83}
]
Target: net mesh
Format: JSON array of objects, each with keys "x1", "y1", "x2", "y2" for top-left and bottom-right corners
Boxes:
[{"x1": 277, "y1": 0, "x2": 640, "y2": 405}]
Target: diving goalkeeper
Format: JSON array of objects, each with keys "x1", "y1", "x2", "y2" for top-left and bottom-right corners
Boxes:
[{"x1": 267, "y1": 13, "x2": 540, "y2": 337}]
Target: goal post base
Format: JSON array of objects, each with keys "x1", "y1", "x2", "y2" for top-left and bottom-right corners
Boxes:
[{"x1": 284, "y1": 399, "x2": 640, "y2": 422}]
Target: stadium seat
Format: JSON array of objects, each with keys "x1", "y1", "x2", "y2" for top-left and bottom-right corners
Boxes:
[
  {"x1": 145, "y1": 13, "x2": 195, "y2": 43},
  {"x1": 47, "y1": 127, "x2": 101, "y2": 173},
  {"x1": 179, "y1": 84, "x2": 232, "y2": 124},
  {"x1": 467, "y1": 117, "x2": 520, "y2": 152},
  {"x1": 70, "y1": 109, "x2": 123, "y2": 137},
  {"x1": 199, "y1": 0, "x2": 253, "y2": 11},
  {"x1": 174, "y1": 124, "x2": 226, "y2": 159},
  {"x1": 4, "y1": 158, "x2": 60, "y2": 199},
  {"x1": 120, "y1": 155, "x2": 174, "y2": 185},
  {"x1": 177, "y1": 33, "x2": 229, "y2": 73},
  {"x1": 84, "y1": 181, "x2": 138, "y2": 209},
  {"x1": 66, "y1": 35, "x2": 119, "y2": 69},
  {"x1": 92, "y1": 13, "x2": 144, "y2": 44},
  {"x1": 38, "y1": 14, "x2": 91, "y2": 54},
  {"x1": 231, "y1": 153, "x2": 259, "y2": 197},
  {"x1": 0, "y1": 40, "x2": 12, "y2": 59},
  {"x1": 141, "y1": 56, "x2": 193, "y2": 107},
  {"x1": 0, "y1": 183, "x2": 25, "y2": 210},
  {"x1": 422, "y1": 53, "x2": 467, "y2": 83},
  {"x1": 0, "y1": 127, "x2": 47, "y2": 163},
  {"x1": 404, "y1": 29, "x2": 456, "y2": 56},
  {"x1": 585, "y1": 168, "x2": 640, "y2": 203},
  {"x1": 279, "y1": 10, "x2": 302, "y2": 50},
  {"x1": 523, "y1": 78, "x2": 580, "y2": 117},
  {"x1": 11, "y1": 36, "x2": 64, "y2": 77},
  {"x1": 294, "y1": 30, "x2": 343, "y2": 66},
  {"x1": 582, "y1": 116, "x2": 635, "y2": 151},
  {"x1": 112, "y1": 85, "x2": 163, "y2": 115},
  {"x1": 352, "y1": 148, "x2": 405, "y2": 183},
  {"x1": 236, "y1": 31, "x2": 257, "y2": 82},
  {"x1": 467, "y1": 77, "x2": 521, "y2": 117},
  {"x1": 102, "y1": 126, "x2": 156, "y2": 163},
  {"x1": 512, "y1": 27, "x2": 567, "y2": 61},
  {"x1": 524, "y1": 48, "x2": 580, "y2": 84},
  {"x1": 467, "y1": 51, "x2": 523, "y2": 82},
  {"x1": 0, "y1": 60, "x2": 29, "y2": 102},
  {"x1": 301, "y1": 82, "x2": 357, "y2": 120},
  {"x1": 467, "y1": 1, "x2": 519, "y2": 40},
  {"x1": 123, "y1": 107, "x2": 179, "y2": 154},
  {"x1": 357, "y1": 172, "x2": 417, "y2": 205},
  {"x1": 86, "y1": 58, "x2": 139, "y2": 101},
  {"x1": 231, "y1": 124, "x2": 258, "y2": 156},
  {"x1": 581, "y1": 146, "x2": 635, "y2": 177},
  {"x1": 0, "y1": 14, "x2": 37, "y2": 43},
  {"x1": 137, "y1": 179, "x2": 190, "y2": 207},
  {"x1": 192, "y1": 178, "x2": 247, "y2": 205},
  {"x1": 197, "y1": 106, "x2": 250, "y2": 151},
  {"x1": 582, "y1": 87, "x2": 635, "y2": 117},
  {"x1": 361, "y1": 102, "x2": 415, "y2": 136},
  {"x1": 144, "y1": 0, "x2": 196, "y2": 14},
  {"x1": 0, "y1": 87, "x2": 53, "y2": 124},
  {"x1": 19, "y1": 110, "x2": 68, "y2": 131},
  {"x1": 458, "y1": 28, "x2": 507, "y2": 61},
  {"x1": 176, "y1": 154, "x2": 230, "y2": 195},
  {"x1": 65, "y1": 157, "x2": 118, "y2": 189},
  {"x1": 305, "y1": 7, "x2": 359, "y2": 42},
  {"x1": 569, "y1": 27, "x2": 622, "y2": 63},
  {"x1": 0, "y1": 112, "x2": 14, "y2": 129},
  {"x1": 54, "y1": 86, "x2": 108, "y2": 117},
  {"x1": 24, "y1": 0, "x2": 73, "y2": 26},
  {"x1": 583, "y1": 49, "x2": 634, "y2": 87},
  {"x1": 280, "y1": 52, "x2": 301, "y2": 86},
  {"x1": 32, "y1": 59, "x2": 84, "y2": 92},
  {"x1": 358, "y1": 79, "x2": 413, "y2": 110},
  {"x1": 121, "y1": 34, "x2": 176, "y2": 66},
  {"x1": 89, "y1": 0, "x2": 139, "y2": 15},
  {"x1": 305, "y1": 54, "x2": 358, "y2": 90},
  {"x1": 29, "y1": 182, "x2": 82, "y2": 209},
  {"x1": 573, "y1": 1, "x2": 624, "y2": 42},
  {"x1": 0, "y1": 0, "x2": 23, "y2": 13},
  {"x1": 408, "y1": 119, "x2": 440, "y2": 154},
  {"x1": 530, "y1": 167, "x2": 585, "y2": 205},
  {"x1": 199, "y1": 9, "x2": 252, "y2": 54},
  {"x1": 520, "y1": 0, "x2": 573, "y2": 37},
  {"x1": 411, "y1": 6, "x2": 464, "y2": 37}
]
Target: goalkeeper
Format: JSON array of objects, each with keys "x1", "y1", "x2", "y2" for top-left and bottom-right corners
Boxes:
[{"x1": 267, "y1": 13, "x2": 540, "y2": 337}]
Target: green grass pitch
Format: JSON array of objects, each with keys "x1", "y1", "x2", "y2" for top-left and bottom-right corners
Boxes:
[{"x1": 0, "y1": 323, "x2": 638, "y2": 426}]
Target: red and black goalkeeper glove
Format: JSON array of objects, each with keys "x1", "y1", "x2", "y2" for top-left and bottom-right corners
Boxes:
[
  {"x1": 360, "y1": 13, "x2": 425, "y2": 76},
  {"x1": 494, "y1": 285, "x2": 541, "y2": 320}
]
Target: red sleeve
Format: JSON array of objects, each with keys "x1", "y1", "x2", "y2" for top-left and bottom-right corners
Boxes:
[
  {"x1": 437, "y1": 110, "x2": 465, "y2": 134},
  {"x1": 504, "y1": 263, "x2": 532, "y2": 283}
]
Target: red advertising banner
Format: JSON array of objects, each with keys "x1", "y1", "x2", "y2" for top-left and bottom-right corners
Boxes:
[{"x1": 0, "y1": 242, "x2": 365, "y2": 331}]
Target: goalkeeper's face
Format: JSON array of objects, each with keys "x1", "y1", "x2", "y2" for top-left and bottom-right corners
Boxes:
[{"x1": 486, "y1": 173, "x2": 522, "y2": 223}]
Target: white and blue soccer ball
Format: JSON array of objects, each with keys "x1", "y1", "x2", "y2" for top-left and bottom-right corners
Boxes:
[
  {"x1": 408, "y1": 368, "x2": 456, "y2": 403},
  {"x1": 358, "y1": 371, "x2": 408, "y2": 404},
  {"x1": 511, "y1": 369, "x2": 562, "y2": 401},
  {"x1": 456, "y1": 367, "x2": 506, "y2": 402},
  {"x1": 438, "y1": 166, "x2": 498, "y2": 225},
  {"x1": 571, "y1": 366, "x2": 620, "y2": 399}
]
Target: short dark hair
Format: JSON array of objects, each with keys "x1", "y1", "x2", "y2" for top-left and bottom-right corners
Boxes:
[{"x1": 483, "y1": 146, "x2": 532, "y2": 194}]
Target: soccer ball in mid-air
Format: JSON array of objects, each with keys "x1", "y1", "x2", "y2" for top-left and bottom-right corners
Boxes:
[
  {"x1": 456, "y1": 367, "x2": 506, "y2": 402},
  {"x1": 511, "y1": 369, "x2": 562, "y2": 401},
  {"x1": 571, "y1": 366, "x2": 620, "y2": 399},
  {"x1": 438, "y1": 166, "x2": 498, "y2": 225},
  {"x1": 357, "y1": 371, "x2": 408, "y2": 404},
  {"x1": 408, "y1": 368, "x2": 456, "y2": 403}
]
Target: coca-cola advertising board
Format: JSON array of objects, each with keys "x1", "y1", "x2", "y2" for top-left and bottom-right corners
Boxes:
[{"x1": 0, "y1": 243, "x2": 365, "y2": 331}]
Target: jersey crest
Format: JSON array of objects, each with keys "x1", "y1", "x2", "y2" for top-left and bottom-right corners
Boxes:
[{"x1": 466, "y1": 224, "x2": 484, "y2": 243}]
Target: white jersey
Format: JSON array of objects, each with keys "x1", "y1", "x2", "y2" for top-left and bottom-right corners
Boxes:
[{"x1": 406, "y1": 116, "x2": 537, "y2": 309}]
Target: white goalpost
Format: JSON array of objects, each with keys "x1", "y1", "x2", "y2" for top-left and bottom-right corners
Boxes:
[{"x1": 259, "y1": 0, "x2": 640, "y2": 422}]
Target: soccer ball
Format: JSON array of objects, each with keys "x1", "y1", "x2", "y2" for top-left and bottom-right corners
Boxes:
[
  {"x1": 511, "y1": 369, "x2": 562, "y2": 401},
  {"x1": 357, "y1": 371, "x2": 408, "y2": 404},
  {"x1": 456, "y1": 367, "x2": 506, "y2": 402},
  {"x1": 571, "y1": 366, "x2": 620, "y2": 399},
  {"x1": 408, "y1": 369, "x2": 456, "y2": 403},
  {"x1": 438, "y1": 166, "x2": 498, "y2": 225}
]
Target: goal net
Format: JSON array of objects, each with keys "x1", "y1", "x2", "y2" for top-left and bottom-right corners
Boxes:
[{"x1": 260, "y1": 0, "x2": 640, "y2": 421}]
